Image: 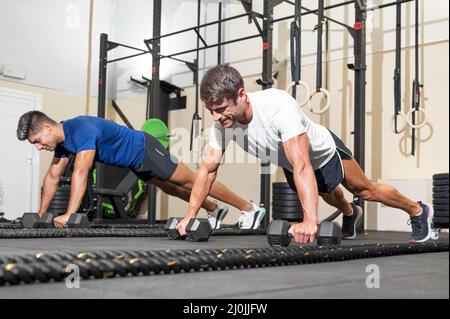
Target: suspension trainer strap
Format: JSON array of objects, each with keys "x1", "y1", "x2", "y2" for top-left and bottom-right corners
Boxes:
[
  {"x1": 394, "y1": 0, "x2": 402, "y2": 119},
  {"x1": 315, "y1": 0, "x2": 324, "y2": 91}
]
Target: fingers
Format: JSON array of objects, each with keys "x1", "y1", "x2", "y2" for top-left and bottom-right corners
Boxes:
[
  {"x1": 176, "y1": 222, "x2": 187, "y2": 237},
  {"x1": 53, "y1": 218, "x2": 65, "y2": 229},
  {"x1": 291, "y1": 226, "x2": 316, "y2": 244}
]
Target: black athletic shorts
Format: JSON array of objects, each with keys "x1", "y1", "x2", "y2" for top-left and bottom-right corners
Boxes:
[
  {"x1": 283, "y1": 131, "x2": 353, "y2": 193},
  {"x1": 131, "y1": 133, "x2": 178, "y2": 181}
]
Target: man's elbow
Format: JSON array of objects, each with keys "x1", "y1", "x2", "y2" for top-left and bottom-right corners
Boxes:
[
  {"x1": 292, "y1": 160, "x2": 311, "y2": 176},
  {"x1": 206, "y1": 169, "x2": 217, "y2": 184}
]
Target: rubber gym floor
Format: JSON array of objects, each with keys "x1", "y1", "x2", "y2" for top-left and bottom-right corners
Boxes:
[{"x1": 0, "y1": 231, "x2": 448, "y2": 299}]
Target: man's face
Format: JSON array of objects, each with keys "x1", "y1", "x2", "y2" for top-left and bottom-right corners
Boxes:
[
  {"x1": 27, "y1": 125, "x2": 58, "y2": 152},
  {"x1": 206, "y1": 94, "x2": 246, "y2": 129}
]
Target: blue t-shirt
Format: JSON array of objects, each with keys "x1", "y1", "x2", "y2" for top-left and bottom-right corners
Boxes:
[{"x1": 54, "y1": 116, "x2": 145, "y2": 169}]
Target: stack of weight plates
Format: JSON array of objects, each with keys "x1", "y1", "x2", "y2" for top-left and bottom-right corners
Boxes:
[
  {"x1": 272, "y1": 182, "x2": 303, "y2": 221},
  {"x1": 432, "y1": 173, "x2": 449, "y2": 229},
  {"x1": 47, "y1": 185, "x2": 70, "y2": 215}
]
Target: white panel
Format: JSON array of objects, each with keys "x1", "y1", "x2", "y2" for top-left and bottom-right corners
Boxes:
[
  {"x1": 0, "y1": 88, "x2": 41, "y2": 220},
  {"x1": 376, "y1": 179, "x2": 431, "y2": 232}
]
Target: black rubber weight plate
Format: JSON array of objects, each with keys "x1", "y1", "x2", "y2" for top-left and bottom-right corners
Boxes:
[
  {"x1": 433, "y1": 217, "x2": 449, "y2": 228},
  {"x1": 273, "y1": 212, "x2": 303, "y2": 221},
  {"x1": 273, "y1": 194, "x2": 299, "y2": 201},
  {"x1": 433, "y1": 173, "x2": 449, "y2": 180},
  {"x1": 272, "y1": 183, "x2": 292, "y2": 189},
  {"x1": 433, "y1": 180, "x2": 449, "y2": 187},
  {"x1": 433, "y1": 192, "x2": 449, "y2": 199},
  {"x1": 272, "y1": 200, "x2": 302, "y2": 207},
  {"x1": 434, "y1": 211, "x2": 449, "y2": 218},
  {"x1": 49, "y1": 201, "x2": 69, "y2": 206},
  {"x1": 433, "y1": 205, "x2": 449, "y2": 211},
  {"x1": 273, "y1": 188, "x2": 297, "y2": 195},
  {"x1": 433, "y1": 198, "x2": 449, "y2": 205},
  {"x1": 433, "y1": 186, "x2": 449, "y2": 192},
  {"x1": 273, "y1": 206, "x2": 303, "y2": 213}
]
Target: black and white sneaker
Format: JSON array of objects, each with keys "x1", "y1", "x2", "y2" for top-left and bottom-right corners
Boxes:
[
  {"x1": 341, "y1": 204, "x2": 363, "y2": 240},
  {"x1": 207, "y1": 204, "x2": 229, "y2": 230},
  {"x1": 409, "y1": 202, "x2": 434, "y2": 243},
  {"x1": 238, "y1": 202, "x2": 266, "y2": 230}
]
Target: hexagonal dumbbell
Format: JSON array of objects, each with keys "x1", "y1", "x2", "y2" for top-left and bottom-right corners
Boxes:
[
  {"x1": 267, "y1": 220, "x2": 342, "y2": 247},
  {"x1": 164, "y1": 217, "x2": 212, "y2": 242}
]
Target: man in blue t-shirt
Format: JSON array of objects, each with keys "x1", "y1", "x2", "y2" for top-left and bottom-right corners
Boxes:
[{"x1": 17, "y1": 111, "x2": 262, "y2": 228}]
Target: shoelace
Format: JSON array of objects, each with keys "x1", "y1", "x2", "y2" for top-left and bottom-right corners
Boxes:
[{"x1": 408, "y1": 216, "x2": 423, "y2": 234}]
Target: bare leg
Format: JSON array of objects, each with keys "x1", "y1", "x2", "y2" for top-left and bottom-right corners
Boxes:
[
  {"x1": 150, "y1": 178, "x2": 217, "y2": 212},
  {"x1": 320, "y1": 186, "x2": 353, "y2": 216},
  {"x1": 341, "y1": 158, "x2": 422, "y2": 216},
  {"x1": 169, "y1": 162, "x2": 253, "y2": 212}
]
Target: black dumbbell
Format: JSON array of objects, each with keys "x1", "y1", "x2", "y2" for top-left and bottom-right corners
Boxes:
[
  {"x1": 164, "y1": 217, "x2": 212, "y2": 242},
  {"x1": 267, "y1": 220, "x2": 342, "y2": 247},
  {"x1": 41, "y1": 213, "x2": 89, "y2": 228},
  {"x1": 36, "y1": 213, "x2": 58, "y2": 228},
  {"x1": 20, "y1": 212, "x2": 58, "y2": 229},
  {"x1": 21, "y1": 213, "x2": 42, "y2": 229}
]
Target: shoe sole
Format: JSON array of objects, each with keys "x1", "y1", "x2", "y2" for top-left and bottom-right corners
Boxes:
[
  {"x1": 342, "y1": 206, "x2": 363, "y2": 240},
  {"x1": 409, "y1": 203, "x2": 434, "y2": 243}
]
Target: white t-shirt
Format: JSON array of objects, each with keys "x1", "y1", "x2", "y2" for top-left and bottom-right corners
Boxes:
[{"x1": 208, "y1": 88, "x2": 337, "y2": 171}]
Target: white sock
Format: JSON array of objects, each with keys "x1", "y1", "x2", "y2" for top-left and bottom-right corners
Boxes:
[
  {"x1": 244, "y1": 202, "x2": 257, "y2": 214},
  {"x1": 413, "y1": 210, "x2": 423, "y2": 217}
]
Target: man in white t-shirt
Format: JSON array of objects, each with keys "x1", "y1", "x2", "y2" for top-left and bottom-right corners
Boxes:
[{"x1": 176, "y1": 64, "x2": 434, "y2": 244}]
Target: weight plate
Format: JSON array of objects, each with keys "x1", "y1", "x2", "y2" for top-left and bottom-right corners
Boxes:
[
  {"x1": 433, "y1": 205, "x2": 449, "y2": 211},
  {"x1": 434, "y1": 211, "x2": 449, "y2": 218},
  {"x1": 272, "y1": 212, "x2": 303, "y2": 222},
  {"x1": 273, "y1": 188, "x2": 297, "y2": 195},
  {"x1": 433, "y1": 198, "x2": 449, "y2": 205},
  {"x1": 272, "y1": 200, "x2": 302, "y2": 208},
  {"x1": 433, "y1": 173, "x2": 449, "y2": 180},
  {"x1": 433, "y1": 192, "x2": 449, "y2": 199},
  {"x1": 273, "y1": 194, "x2": 299, "y2": 201},
  {"x1": 433, "y1": 180, "x2": 449, "y2": 187},
  {"x1": 433, "y1": 186, "x2": 449, "y2": 192},
  {"x1": 272, "y1": 206, "x2": 303, "y2": 213},
  {"x1": 272, "y1": 183, "x2": 293, "y2": 189}
]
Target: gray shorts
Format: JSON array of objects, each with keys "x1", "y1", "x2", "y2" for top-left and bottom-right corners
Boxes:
[
  {"x1": 132, "y1": 133, "x2": 178, "y2": 182},
  {"x1": 283, "y1": 131, "x2": 353, "y2": 193}
]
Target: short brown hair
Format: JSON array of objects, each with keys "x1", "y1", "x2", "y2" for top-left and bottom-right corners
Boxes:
[
  {"x1": 17, "y1": 111, "x2": 56, "y2": 141},
  {"x1": 200, "y1": 64, "x2": 244, "y2": 104}
]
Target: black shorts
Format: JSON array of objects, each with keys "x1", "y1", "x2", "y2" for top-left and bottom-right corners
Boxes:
[
  {"x1": 283, "y1": 131, "x2": 353, "y2": 193},
  {"x1": 131, "y1": 133, "x2": 178, "y2": 181}
]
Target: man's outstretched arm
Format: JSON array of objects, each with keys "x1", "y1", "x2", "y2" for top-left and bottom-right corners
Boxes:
[
  {"x1": 39, "y1": 157, "x2": 69, "y2": 216},
  {"x1": 176, "y1": 146, "x2": 224, "y2": 236},
  {"x1": 53, "y1": 150, "x2": 95, "y2": 228},
  {"x1": 283, "y1": 133, "x2": 319, "y2": 243}
]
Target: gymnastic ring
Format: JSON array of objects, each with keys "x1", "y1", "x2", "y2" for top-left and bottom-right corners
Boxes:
[
  {"x1": 309, "y1": 88, "x2": 331, "y2": 114},
  {"x1": 390, "y1": 112, "x2": 408, "y2": 134},
  {"x1": 406, "y1": 107, "x2": 428, "y2": 129},
  {"x1": 286, "y1": 81, "x2": 311, "y2": 107}
]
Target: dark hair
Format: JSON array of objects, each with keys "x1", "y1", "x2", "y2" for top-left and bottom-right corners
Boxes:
[
  {"x1": 17, "y1": 111, "x2": 57, "y2": 141},
  {"x1": 200, "y1": 64, "x2": 244, "y2": 104}
]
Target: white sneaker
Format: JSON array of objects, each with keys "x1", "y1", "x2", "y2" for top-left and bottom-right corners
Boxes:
[
  {"x1": 207, "y1": 204, "x2": 229, "y2": 230},
  {"x1": 238, "y1": 202, "x2": 266, "y2": 229}
]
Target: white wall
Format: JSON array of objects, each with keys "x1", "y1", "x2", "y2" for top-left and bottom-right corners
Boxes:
[
  {"x1": 0, "y1": 0, "x2": 116, "y2": 99},
  {"x1": 1, "y1": 1, "x2": 448, "y2": 100}
]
